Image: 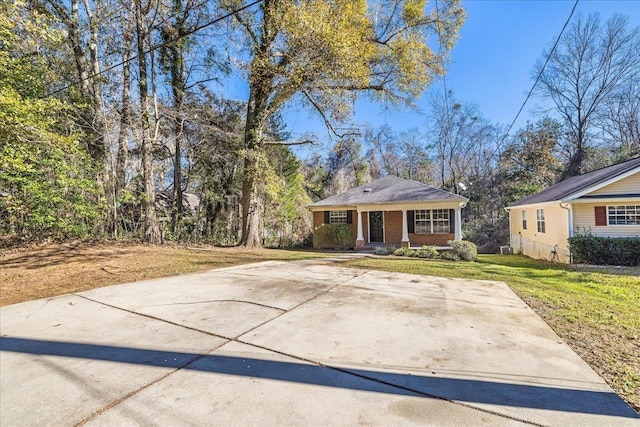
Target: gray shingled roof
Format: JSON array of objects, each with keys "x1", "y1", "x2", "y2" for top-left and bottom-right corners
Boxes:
[
  {"x1": 510, "y1": 157, "x2": 640, "y2": 207},
  {"x1": 309, "y1": 175, "x2": 466, "y2": 207}
]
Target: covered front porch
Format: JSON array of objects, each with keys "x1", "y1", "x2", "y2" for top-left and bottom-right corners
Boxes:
[
  {"x1": 352, "y1": 203, "x2": 465, "y2": 249},
  {"x1": 308, "y1": 176, "x2": 469, "y2": 250}
]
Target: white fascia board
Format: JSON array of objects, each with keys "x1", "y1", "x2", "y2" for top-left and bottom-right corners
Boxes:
[
  {"x1": 309, "y1": 199, "x2": 468, "y2": 212},
  {"x1": 563, "y1": 168, "x2": 640, "y2": 201},
  {"x1": 568, "y1": 196, "x2": 640, "y2": 204},
  {"x1": 308, "y1": 205, "x2": 355, "y2": 212},
  {"x1": 505, "y1": 200, "x2": 560, "y2": 210}
]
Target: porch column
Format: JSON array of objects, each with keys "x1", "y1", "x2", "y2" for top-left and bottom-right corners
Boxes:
[
  {"x1": 401, "y1": 209, "x2": 409, "y2": 246},
  {"x1": 356, "y1": 209, "x2": 364, "y2": 248},
  {"x1": 454, "y1": 208, "x2": 462, "y2": 241}
]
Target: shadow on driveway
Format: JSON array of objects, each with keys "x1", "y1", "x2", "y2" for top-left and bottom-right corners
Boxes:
[{"x1": 2, "y1": 336, "x2": 637, "y2": 419}]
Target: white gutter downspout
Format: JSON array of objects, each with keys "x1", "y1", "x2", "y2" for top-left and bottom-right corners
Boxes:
[
  {"x1": 560, "y1": 202, "x2": 573, "y2": 263},
  {"x1": 456, "y1": 201, "x2": 468, "y2": 241},
  {"x1": 559, "y1": 202, "x2": 573, "y2": 238},
  {"x1": 504, "y1": 207, "x2": 512, "y2": 249}
]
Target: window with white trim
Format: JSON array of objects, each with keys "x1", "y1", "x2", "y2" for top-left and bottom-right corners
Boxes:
[
  {"x1": 414, "y1": 209, "x2": 449, "y2": 234},
  {"x1": 536, "y1": 209, "x2": 545, "y2": 233},
  {"x1": 414, "y1": 210, "x2": 431, "y2": 233},
  {"x1": 522, "y1": 210, "x2": 527, "y2": 230},
  {"x1": 608, "y1": 205, "x2": 640, "y2": 225},
  {"x1": 329, "y1": 210, "x2": 347, "y2": 224}
]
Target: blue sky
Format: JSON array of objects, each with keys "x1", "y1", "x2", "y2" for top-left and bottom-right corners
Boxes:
[{"x1": 221, "y1": 1, "x2": 640, "y2": 155}]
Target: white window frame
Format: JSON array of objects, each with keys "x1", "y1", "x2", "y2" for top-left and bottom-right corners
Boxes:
[
  {"x1": 522, "y1": 210, "x2": 527, "y2": 230},
  {"x1": 607, "y1": 205, "x2": 640, "y2": 226},
  {"x1": 329, "y1": 210, "x2": 347, "y2": 224},
  {"x1": 536, "y1": 209, "x2": 545, "y2": 233},
  {"x1": 414, "y1": 209, "x2": 431, "y2": 233},
  {"x1": 414, "y1": 209, "x2": 450, "y2": 234}
]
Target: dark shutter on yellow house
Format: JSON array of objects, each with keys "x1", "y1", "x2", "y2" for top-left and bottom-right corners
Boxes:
[
  {"x1": 449, "y1": 209, "x2": 455, "y2": 234},
  {"x1": 346, "y1": 210, "x2": 353, "y2": 224},
  {"x1": 324, "y1": 211, "x2": 330, "y2": 224},
  {"x1": 594, "y1": 206, "x2": 607, "y2": 226},
  {"x1": 407, "y1": 210, "x2": 415, "y2": 233}
]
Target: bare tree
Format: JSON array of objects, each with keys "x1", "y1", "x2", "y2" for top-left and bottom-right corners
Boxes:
[
  {"x1": 533, "y1": 13, "x2": 640, "y2": 179},
  {"x1": 427, "y1": 91, "x2": 498, "y2": 193},
  {"x1": 600, "y1": 82, "x2": 640, "y2": 159}
]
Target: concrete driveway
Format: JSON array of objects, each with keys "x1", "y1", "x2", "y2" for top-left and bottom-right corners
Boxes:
[{"x1": 1, "y1": 257, "x2": 638, "y2": 426}]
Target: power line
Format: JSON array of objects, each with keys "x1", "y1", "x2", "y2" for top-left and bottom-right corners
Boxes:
[
  {"x1": 500, "y1": 0, "x2": 579, "y2": 142},
  {"x1": 45, "y1": 0, "x2": 263, "y2": 98}
]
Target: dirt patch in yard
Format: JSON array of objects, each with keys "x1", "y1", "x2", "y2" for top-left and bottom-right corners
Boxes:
[{"x1": 0, "y1": 242, "x2": 325, "y2": 307}]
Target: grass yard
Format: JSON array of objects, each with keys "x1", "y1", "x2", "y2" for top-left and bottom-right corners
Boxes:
[
  {"x1": 345, "y1": 254, "x2": 640, "y2": 412},
  {"x1": 0, "y1": 242, "x2": 330, "y2": 307}
]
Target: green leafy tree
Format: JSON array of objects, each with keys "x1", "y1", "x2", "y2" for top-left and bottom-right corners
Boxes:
[
  {"x1": 0, "y1": 2, "x2": 101, "y2": 241},
  {"x1": 222, "y1": 0, "x2": 465, "y2": 247},
  {"x1": 500, "y1": 117, "x2": 564, "y2": 203},
  {"x1": 263, "y1": 145, "x2": 312, "y2": 247}
]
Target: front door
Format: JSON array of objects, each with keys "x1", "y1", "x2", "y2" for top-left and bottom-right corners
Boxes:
[{"x1": 369, "y1": 211, "x2": 384, "y2": 243}]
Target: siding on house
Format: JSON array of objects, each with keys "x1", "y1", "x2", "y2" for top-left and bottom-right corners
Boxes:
[
  {"x1": 509, "y1": 202, "x2": 570, "y2": 262},
  {"x1": 573, "y1": 202, "x2": 640, "y2": 237},
  {"x1": 587, "y1": 172, "x2": 640, "y2": 196}
]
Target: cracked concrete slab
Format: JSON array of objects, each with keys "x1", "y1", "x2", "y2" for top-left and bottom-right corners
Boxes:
[
  {"x1": 85, "y1": 341, "x2": 523, "y2": 426},
  {"x1": 0, "y1": 295, "x2": 226, "y2": 426},
  {"x1": 1, "y1": 259, "x2": 638, "y2": 426}
]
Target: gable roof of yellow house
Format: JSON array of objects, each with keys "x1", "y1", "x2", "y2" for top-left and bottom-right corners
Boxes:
[
  {"x1": 505, "y1": 157, "x2": 640, "y2": 262},
  {"x1": 510, "y1": 157, "x2": 640, "y2": 206}
]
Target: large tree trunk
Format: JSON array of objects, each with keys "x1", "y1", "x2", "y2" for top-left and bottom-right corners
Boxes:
[
  {"x1": 115, "y1": 30, "x2": 132, "y2": 199},
  {"x1": 135, "y1": 0, "x2": 161, "y2": 244},
  {"x1": 240, "y1": 154, "x2": 264, "y2": 247},
  {"x1": 66, "y1": 0, "x2": 105, "y2": 164},
  {"x1": 238, "y1": 0, "x2": 279, "y2": 248},
  {"x1": 113, "y1": 23, "x2": 132, "y2": 239}
]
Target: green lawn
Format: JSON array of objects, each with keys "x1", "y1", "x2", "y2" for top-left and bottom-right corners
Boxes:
[{"x1": 345, "y1": 254, "x2": 640, "y2": 412}]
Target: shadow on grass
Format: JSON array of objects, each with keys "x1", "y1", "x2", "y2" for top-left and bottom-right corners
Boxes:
[
  {"x1": 1, "y1": 336, "x2": 638, "y2": 418},
  {"x1": 1, "y1": 246, "x2": 140, "y2": 270}
]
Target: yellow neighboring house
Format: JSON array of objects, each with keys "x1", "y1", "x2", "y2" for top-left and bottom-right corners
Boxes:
[{"x1": 505, "y1": 157, "x2": 640, "y2": 262}]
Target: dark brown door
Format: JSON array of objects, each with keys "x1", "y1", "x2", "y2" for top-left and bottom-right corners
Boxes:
[{"x1": 369, "y1": 211, "x2": 384, "y2": 243}]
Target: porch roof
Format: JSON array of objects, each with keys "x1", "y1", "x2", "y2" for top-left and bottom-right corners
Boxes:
[{"x1": 309, "y1": 176, "x2": 467, "y2": 208}]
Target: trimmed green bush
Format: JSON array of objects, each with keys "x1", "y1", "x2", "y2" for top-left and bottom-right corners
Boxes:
[
  {"x1": 448, "y1": 240, "x2": 478, "y2": 262},
  {"x1": 417, "y1": 245, "x2": 439, "y2": 259},
  {"x1": 374, "y1": 246, "x2": 394, "y2": 255},
  {"x1": 393, "y1": 247, "x2": 416, "y2": 257},
  {"x1": 313, "y1": 223, "x2": 353, "y2": 250},
  {"x1": 439, "y1": 250, "x2": 460, "y2": 261},
  {"x1": 568, "y1": 235, "x2": 640, "y2": 266}
]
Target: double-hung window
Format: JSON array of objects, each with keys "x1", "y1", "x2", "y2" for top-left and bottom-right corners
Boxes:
[
  {"x1": 414, "y1": 209, "x2": 449, "y2": 234},
  {"x1": 414, "y1": 210, "x2": 431, "y2": 233},
  {"x1": 536, "y1": 209, "x2": 545, "y2": 233},
  {"x1": 608, "y1": 205, "x2": 640, "y2": 225},
  {"x1": 522, "y1": 210, "x2": 527, "y2": 230},
  {"x1": 329, "y1": 210, "x2": 348, "y2": 224}
]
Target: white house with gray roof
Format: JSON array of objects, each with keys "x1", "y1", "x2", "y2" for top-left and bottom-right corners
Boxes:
[
  {"x1": 308, "y1": 176, "x2": 468, "y2": 249},
  {"x1": 505, "y1": 157, "x2": 640, "y2": 262}
]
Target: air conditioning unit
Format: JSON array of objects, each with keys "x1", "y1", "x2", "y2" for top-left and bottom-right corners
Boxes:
[{"x1": 500, "y1": 246, "x2": 513, "y2": 255}]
